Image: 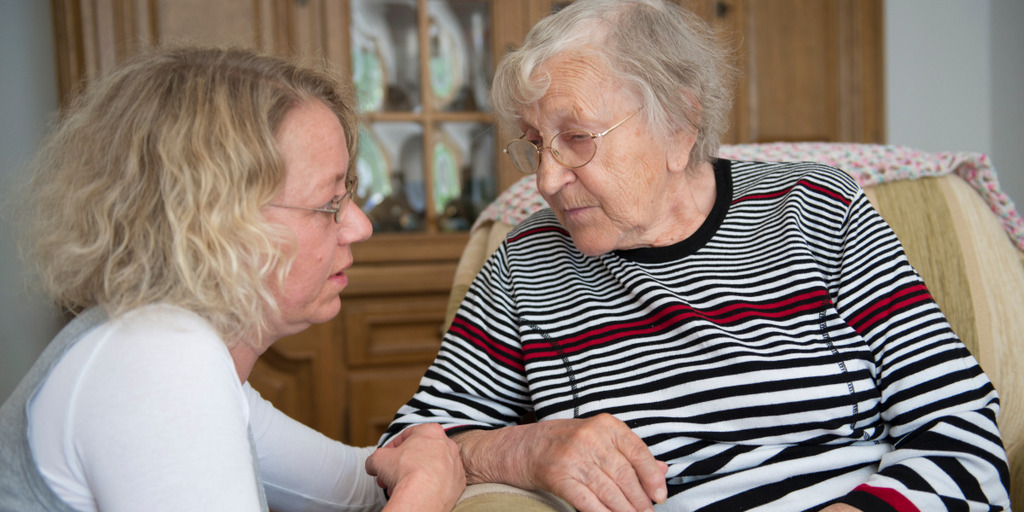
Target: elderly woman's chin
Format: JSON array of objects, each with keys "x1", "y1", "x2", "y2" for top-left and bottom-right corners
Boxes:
[
  {"x1": 566, "y1": 229, "x2": 620, "y2": 258},
  {"x1": 550, "y1": 210, "x2": 613, "y2": 257}
]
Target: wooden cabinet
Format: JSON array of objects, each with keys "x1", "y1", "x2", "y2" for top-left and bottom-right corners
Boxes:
[
  {"x1": 686, "y1": 0, "x2": 884, "y2": 144},
  {"x1": 50, "y1": 0, "x2": 883, "y2": 448},
  {"x1": 50, "y1": 0, "x2": 349, "y2": 107}
]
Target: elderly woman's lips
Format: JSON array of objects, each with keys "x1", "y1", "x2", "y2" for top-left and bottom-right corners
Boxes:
[
  {"x1": 561, "y1": 202, "x2": 590, "y2": 211},
  {"x1": 563, "y1": 205, "x2": 593, "y2": 214}
]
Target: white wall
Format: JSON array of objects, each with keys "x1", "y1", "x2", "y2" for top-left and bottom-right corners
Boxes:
[
  {"x1": 0, "y1": 1, "x2": 63, "y2": 401},
  {"x1": 990, "y1": 0, "x2": 1024, "y2": 207},
  {"x1": 886, "y1": 0, "x2": 1024, "y2": 205},
  {"x1": 2, "y1": 1, "x2": 1023, "y2": 401},
  {"x1": 886, "y1": 1, "x2": 992, "y2": 153}
]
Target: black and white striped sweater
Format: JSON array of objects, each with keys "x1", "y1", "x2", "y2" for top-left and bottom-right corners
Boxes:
[{"x1": 383, "y1": 159, "x2": 1010, "y2": 511}]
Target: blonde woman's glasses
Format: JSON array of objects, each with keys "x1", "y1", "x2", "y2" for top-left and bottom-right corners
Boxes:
[
  {"x1": 504, "y1": 106, "x2": 644, "y2": 174},
  {"x1": 268, "y1": 176, "x2": 357, "y2": 224}
]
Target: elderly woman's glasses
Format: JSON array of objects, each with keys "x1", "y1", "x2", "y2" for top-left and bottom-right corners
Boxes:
[
  {"x1": 268, "y1": 177, "x2": 357, "y2": 224},
  {"x1": 504, "y1": 106, "x2": 644, "y2": 174}
]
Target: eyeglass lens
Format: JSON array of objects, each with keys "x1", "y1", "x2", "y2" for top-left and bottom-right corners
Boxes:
[
  {"x1": 506, "y1": 130, "x2": 597, "y2": 174},
  {"x1": 333, "y1": 190, "x2": 355, "y2": 223}
]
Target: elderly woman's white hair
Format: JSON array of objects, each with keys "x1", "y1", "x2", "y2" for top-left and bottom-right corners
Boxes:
[{"x1": 490, "y1": 0, "x2": 737, "y2": 167}]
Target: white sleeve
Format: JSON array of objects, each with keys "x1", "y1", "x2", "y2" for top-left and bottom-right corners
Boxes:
[
  {"x1": 68, "y1": 308, "x2": 263, "y2": 512},
  {"x1": 246, "y1": 383, "x2": 387, "y2": 512}
]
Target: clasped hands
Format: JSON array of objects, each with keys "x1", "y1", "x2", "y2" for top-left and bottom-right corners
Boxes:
[
  {"x1": 367, "y1": 415, "x2": 864, "y2": 512},
  {"x1": 365, "y1": 423, "x2": 466, "y2": 512}
]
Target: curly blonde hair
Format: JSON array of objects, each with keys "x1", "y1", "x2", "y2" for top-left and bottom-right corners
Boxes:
[{"x1": 20, "y1": 46, "x2": 358, "y2": 346}]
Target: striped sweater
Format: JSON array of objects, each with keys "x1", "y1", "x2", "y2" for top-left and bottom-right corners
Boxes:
[{"x1": 383, "y1": 159, "x2": 1010, "y2": 510}]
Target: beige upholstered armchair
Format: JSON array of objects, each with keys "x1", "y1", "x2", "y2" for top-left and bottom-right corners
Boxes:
[{"x1": 445, "y1": 144, "x2": 1024, "y2": 511}]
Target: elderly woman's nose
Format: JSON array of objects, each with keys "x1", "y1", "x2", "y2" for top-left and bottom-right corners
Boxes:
[{"x1": 535, "y1": 152, "x2": 576, "y2": 194}]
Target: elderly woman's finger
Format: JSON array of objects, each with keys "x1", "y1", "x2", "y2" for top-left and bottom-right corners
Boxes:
[
  {"x1": 613, "y1": 434, "x2": 668, "y2": 504},
  {"x1": 547, "y1": 466, "x2": 638, "y2": 512},
  {"x1": 537, "y1": 414, "x2": 663, "y2": 512},
  {"x1": 603, "y1": 416, "x2": 666, "y2": 509}
]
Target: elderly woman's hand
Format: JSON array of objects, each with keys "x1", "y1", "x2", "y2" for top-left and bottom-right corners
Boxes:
[
  {"x1": 455, "y1": 413, "x2": 668, "y2": 512},
  {"x1": 819, "y1": 505, "x2": 863, "y2": 512},
  {"x1": 366, "y1": 423, "x2": 466, "y2": 512}
]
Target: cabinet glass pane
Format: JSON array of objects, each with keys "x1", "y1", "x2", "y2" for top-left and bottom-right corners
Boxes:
[
  {"x1": 351, "y1": 0, "x2": 421, "y2": 112},
  {"x1": 433, "y1": 122, "x2": 496, "y2": 232},
  {"x1": 428, "y1": 1, "x2": 492, "y2": 112},
  {"x1": 357, "y1": 122, "x2": 426, "y2": 232}
]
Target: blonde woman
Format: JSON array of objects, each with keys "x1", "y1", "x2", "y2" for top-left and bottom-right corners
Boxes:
[{"x1": 0, "y1": 46, "x2": 463, "y2": 512}]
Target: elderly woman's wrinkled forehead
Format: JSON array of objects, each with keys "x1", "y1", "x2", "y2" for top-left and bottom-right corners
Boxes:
[{"x1": 515, "y1": 48, "x2": 635, "y2": 117}]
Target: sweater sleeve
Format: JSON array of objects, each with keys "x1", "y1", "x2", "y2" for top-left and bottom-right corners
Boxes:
[
  {"x1": 380, "y1": 240, "x2": 533, "y2": 447},
  {"x1": 829, "y1": 192, "x2": 1011, "y2": 509}
]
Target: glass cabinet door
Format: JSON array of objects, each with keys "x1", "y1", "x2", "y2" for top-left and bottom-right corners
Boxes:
[{"x1": 351, "y1": 0, "x2": 497, "y2": 234}]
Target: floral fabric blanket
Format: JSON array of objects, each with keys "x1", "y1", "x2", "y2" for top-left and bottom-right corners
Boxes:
[{"x1": 473, "y1": 142, "x2": 1024, "y2": 251}]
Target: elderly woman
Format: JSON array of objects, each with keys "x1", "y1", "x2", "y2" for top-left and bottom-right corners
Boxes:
[
  {"x1": 0, "y1": 47, "x2": 464, "y2": 511},
  {"x1": 380, "y1": 0, "x2": 1010, "y2": 511}
]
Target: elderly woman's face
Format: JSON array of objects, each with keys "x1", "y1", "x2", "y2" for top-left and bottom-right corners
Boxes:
[
  {"x1": 263, "y1": 100, "x2": 372, "y2": 338},
  {"x1": 520, "y1": 53, "x2": 694, "y2": 256}
]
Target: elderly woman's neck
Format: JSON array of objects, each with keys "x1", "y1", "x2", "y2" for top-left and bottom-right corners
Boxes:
[
  {"x1": 650, "y1": 160, "x2": 717, "y2": 247},
  {"x1": 682, "y1": 160, "x2": 717, "y2": 217}
]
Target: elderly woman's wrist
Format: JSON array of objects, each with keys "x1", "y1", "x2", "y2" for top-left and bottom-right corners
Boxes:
[{"x1": 453, "y1": 426, "x2": 535, "y2": 488}]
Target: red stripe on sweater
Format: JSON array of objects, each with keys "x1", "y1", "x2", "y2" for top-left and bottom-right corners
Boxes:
[
  {"x1": 848, "y1": 284, "x2": 932, "y2": 335},
  {"x1": 732, "y1": 179, "x2": 851, "y2": 206},
  {"x1": 523, "y1": 289, "x2": 831, "y2": 359},
  {"x1": 507, "y1": 225, "x2": 569, "y2": 244},
  {"x1": 450, "y1": 317, "x2": 525, "y2": 371},
  {"x1": 853, "y1": 484, "x2": 920, "y2": 512}
]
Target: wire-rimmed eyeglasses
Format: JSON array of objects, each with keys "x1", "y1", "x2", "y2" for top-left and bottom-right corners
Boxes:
[
  {"x1": 503, "y1": 106, "x2": 644, "y2": 174},
  {"x1": 268, "y1": 175, "x2": 357, "y2": 224}
]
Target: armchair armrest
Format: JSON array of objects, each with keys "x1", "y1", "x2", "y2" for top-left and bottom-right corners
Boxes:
[{"x1": 453, "y1": 484, "x2": 574, "y2": 512}]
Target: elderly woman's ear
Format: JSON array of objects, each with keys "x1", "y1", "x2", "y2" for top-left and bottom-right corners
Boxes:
[
  {"x1": 668, "y1": 89, "x2": 703, "y2": 173},
  {"x1": 666, "y1": 128, "x2": 699, "y2": 173}
]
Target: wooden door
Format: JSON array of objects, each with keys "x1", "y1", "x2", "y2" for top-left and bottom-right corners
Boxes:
[{"x1": 687, "y1": 0, "x2": 884, "y2": 144}]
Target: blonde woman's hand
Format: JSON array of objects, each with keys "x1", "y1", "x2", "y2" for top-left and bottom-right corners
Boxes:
[{"x1": 366, "y1": 423, "x2": 466, "y2": 512}]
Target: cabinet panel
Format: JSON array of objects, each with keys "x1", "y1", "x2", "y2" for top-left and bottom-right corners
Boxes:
[
  {"x1": 344, "y1": 295, "x2": 448, "y2": 367},
  {"x1": 747, "y1": 0, "x2": 838, "y2": 142},
  {"x1": 151, "y1": 0, "x2": 267, "y2": 48},
  {"x1": 249, "y1": 321, "x2": 346, "y2": 441},
  {"x1": 51, "y1": 0, "x2": 347, "y2": 106},
  {"x1": 348, "y1": 367, "x2": 430, "y2": 446}
]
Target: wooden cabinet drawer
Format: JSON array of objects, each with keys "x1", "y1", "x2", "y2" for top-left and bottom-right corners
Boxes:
[{"x1": 342, "y1": 294, "x2": 448, "y2": 367}]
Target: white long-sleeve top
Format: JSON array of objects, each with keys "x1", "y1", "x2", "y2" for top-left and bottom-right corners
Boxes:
[{"x1": 28, "y1": 304, "x2": 386, "y2": 512}]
